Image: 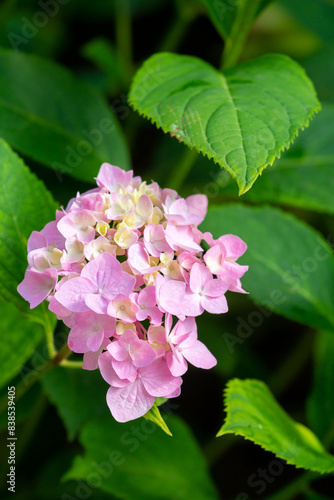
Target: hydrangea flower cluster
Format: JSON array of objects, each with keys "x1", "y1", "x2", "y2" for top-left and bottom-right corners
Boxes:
[{"x1": 18, "y1": 164, "x2": 248, "y2": 422}]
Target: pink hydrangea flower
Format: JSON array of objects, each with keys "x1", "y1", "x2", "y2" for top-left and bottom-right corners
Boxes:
[{"x1": 17, "y1": 162, "x2": 248, "y2": 423}]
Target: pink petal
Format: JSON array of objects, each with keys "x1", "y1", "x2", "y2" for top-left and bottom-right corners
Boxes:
[
  {"x1": 141, "y1": 358, "x2": 182, "y2": 397},
  {"x1": 96, "y1": 163, "x2": 133, "y2": 192},
  {"x1": 84, "y1": 293, "x2": 111, "y2": 315},
  {"x1": 112, "y1": 358, "x2": 137, "y2": 379},
  {"x1": 201, "y1": 294, "x2": 228, "y2": 314},
  {"x1": 189, "y1": 263, "x2": 212, "y2": 294},
  {"x1": 218, "y1": 234, "x2": 247, "y2": 259},
  {"x1": 181, "y1": 339, "x2": 217, "y2": 370},
  {"x1": 17, "y1": 268, "x2": 58, "y2": 309},
  {"x1": 55, "y1": 277, "x2": 93, "y2": 312},
  {"x1": 27, "y1": 231, "x2": 47, "y2": 252},
  {"x1": 41, "y1": 219, "x2": 66, "y2": 250},
  {"x1": 186, "y1": 194, "x2": 208, "y2": 222},
  {"x1": 203, "y1": 278, "x2": 229, "y2": 298},
  {"x1": 83, "y1": 348, "x2": 103, "y2": 370},
  {"x1": 136, "y1": 194, "x2": 153, "y2": 219},
  {"x1": 106, "y1": 381, "x2": 155, "y2": 422},
  {"x1": 180, "y1": 289, "x2": 203, "y2": 317},
  {"x1": 166, "y1": 349, "x2": 188, "y2": 377},
  {"x1": 81, "y1": 252, "x2": 121, "y2": 284},
  {"x1": 98, "y1": 351, "x2": 132, "y2": 387},
  {"x1": 155, "y1": 274, "x2": 186, "y2": 317}
]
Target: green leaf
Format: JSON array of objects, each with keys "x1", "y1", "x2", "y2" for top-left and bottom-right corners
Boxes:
[
  {"x1": 307, "y1": 331, "x2": 334, "y2": 443},
  {"x1": 41, "y1": 366, "x2": 110, "y2": 440},
  {"x1": 0, "y1": 49, "x2": 130, "y2": 183},
  {"x1": 0, "y1": 302, "x2": 44, "y2": 389},
  {"x1": 129, "y1": 52, "x2": 320, "y2": 194},
  {"x1": 228, "y1": 103, "x2": 334, "y2": 213},
  {"x1": 218, "y1": 379, "x2": 334, "y2": 473},
  {"x1": 64, "y1": 416, "x2": 219, "y2": 500},
  {"x1": 0, "y1": 138, "x2": 57, "y2": 308},
  {"x1": 143, "y1": 403, "x2": 172, "y2": 436},
  {"x1": 201, "y1": 204, "x2": 334, "y2": 331}
]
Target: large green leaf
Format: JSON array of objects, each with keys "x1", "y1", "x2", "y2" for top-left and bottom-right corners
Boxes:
[
  {"x1": 0, "y1": 49, "x2": 130, "y2": 182},
  {"x1": 218, "y1": 379, "x2": 334, "y2": 473},
  {"x1": 129, "y1": 52, "x2": 320, "y2": 194},
  {"x1": 201, "y1": 204, "x2": 334, "y2": 331},
  {"x1": 219, "y1": 103, "x2": 334, "y2": 213},
  {"x1": 41, "y1": 367, "x2": 110, "y2": 440},
  {"x1": 0, "y1": 139, "x2": 57, "y2": 308},
  {"x1": 0, "y1": 302, "x2": 44, "y2": 389},
  {"x1": 307, "y1": 331, "x2": 334, "y2": 443},
  {"x1": 64, "y1": 416, "x2": 219, "y2": 500},
  {"x1": 201, "y1": 0, "x2": 271, "y2": 39}
]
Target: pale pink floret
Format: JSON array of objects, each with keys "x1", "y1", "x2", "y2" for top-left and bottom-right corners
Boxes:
[
  {"x1": 27, "y1": 231, "x2": 48, "y2": 253},
  {"x1": 40, "y1": 212, "x2": 66, "y2": 250},
  {"x1": 155, "y1": 273, "x2": 186, "y2": 319},
  {"x1": 96, "y1": 163, "x2": 133, "y2": 192},
  {"x1": 127, "y1": 243, "x2": 160, "y2": 275},
  {"x1": 165, "y1": 315, "x2": 217, "y2": 376},
  {"x1": 105, "y1": 193, "x2": 133, "y2": 220},
  {"x1": 106, "y1": 329, "x2": 156, "y2": 379},
  {"x1": 17, "y1": 267, "x2": 58, "y2": 309},
  {"x1": 182, "y1": 263, "x2": 229, "y2": 316},
  {"x1": 203, "y1": 233, "x2": 248, "y2": 293},
  {"x1": 57, "y1": 210, "x2": 98, "y2": 244},
  {"x1": 84, "y1": 236, "x2": 116, "y2": 261},
  {"x1": 143, "y1": 224, "x2": 172, "y2": 257},
  {"x1": 165, "y1": 222, "x2": 203, "y2": 253},
  {"x1": 99, "y1": 352, "x2": 182, "y2": 422},
  {"x1": 61, "y1": 237, "x2": 84, "y2": 265},
  {"x1": 133, "y1": 195, "x2": 153, "y2": 227},
  {"x1": 67, "y1": 190, "x2": 104, "y2": 213},
  {"x1": 130, "y1": 286, "x2": 162, "y2": 325},
  {"x1": 55, "y1": 253, "x2": 135, "y2": 314},
  {"x1": 107, "y1": 294, "x2": 138, "y2": 323},
  {"x1": 67, "y1": 311, "x2": 116, "y2": 353}
]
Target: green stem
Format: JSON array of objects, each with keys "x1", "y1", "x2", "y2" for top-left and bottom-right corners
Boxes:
[
  {"x1": 61, "y1": 359, "x2": 83, "y2": 368},
  {"x1": 115, "y1": 0, "x2": 133, "y2": 84},
  {"x1": 0, "y1": 344, "x2": 72, "y2": 415},
  {"x1": 42, "y1": 304, "x2": 56, "y2": 358},
  {"x1": 159, "y1": 2, "x2": 199, "y2": 53},
  {"x1": 263, "y1": 471, "x2": 319, "y2": 500},
  {"x1": 221, "y1": 0, "x2": 262, "y2": 70},
  {"x1": 166, "y1": 147, "x2": 198, "y2": 192}
]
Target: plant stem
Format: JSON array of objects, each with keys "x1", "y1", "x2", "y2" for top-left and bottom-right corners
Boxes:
[
  {"x1": 166, "y1": 147, "x2": 198, "y2": 192},
  {"x1": 263, "y1": 471, "x2": 319, "y2": 500},
  {"x1": 0, "y1": 344, "x2": 72, "y2": 415},
  {"x1": 115, "y1": 0, "x2": 133, "y2": 84},
  {"x1": 42, "y1": 304, "x2": 56, "y2": 358},
  {"x1": 61, "y1": 359, "x2": 83, "y2": 369},
  {"x1": 159, "y1": 1, "x2": 199, "y2": 53},
  {"x1": 221, "y1": 0, "x2": 262, "y2": 70}
]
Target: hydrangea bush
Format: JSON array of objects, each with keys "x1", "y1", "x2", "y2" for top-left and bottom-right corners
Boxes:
[{"x1": 18, "y1": 163, "x2": 247, "y2": 422}]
